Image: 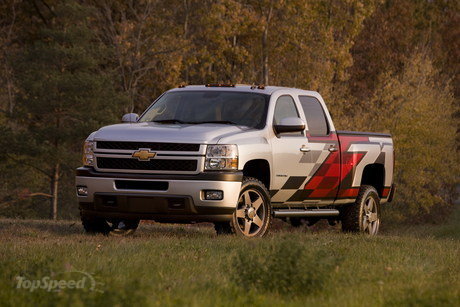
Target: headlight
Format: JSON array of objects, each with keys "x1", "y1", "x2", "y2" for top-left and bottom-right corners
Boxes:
[
  {"x1": 82, "y1": 141, "x2": 95, "y2": 166},
  {"x1": 205, "y1": 145, "x2": 238, "y2": 170}
]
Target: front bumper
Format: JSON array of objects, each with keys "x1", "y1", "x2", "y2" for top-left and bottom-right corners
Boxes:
[{"x1": 76, "y1": 167, "x2": 242, "y2": 222}]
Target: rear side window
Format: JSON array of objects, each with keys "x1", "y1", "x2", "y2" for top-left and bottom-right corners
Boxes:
[
  {"x1": 298, "y1": 96, "x2": 329, "y2": 136},
  {"x1": 273, "y1": 95, "x2": 299, "y2": 125}
]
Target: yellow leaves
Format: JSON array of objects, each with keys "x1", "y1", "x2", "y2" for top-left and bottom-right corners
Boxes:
[{"x1": 362, "y1": 52, "x2": 458, "y2": 220}]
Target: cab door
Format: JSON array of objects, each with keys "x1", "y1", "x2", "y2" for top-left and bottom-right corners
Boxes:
[
  {"x1": 297, "y1": 95, "x2": 340, "y2": 205},
  {"x1": 270, "y1": 95, "x2": 314, "y2": 205}
]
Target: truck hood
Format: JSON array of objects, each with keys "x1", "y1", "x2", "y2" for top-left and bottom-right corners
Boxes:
[{"x1": 91, "y1": 122, "x2": 254, "y2": 144}]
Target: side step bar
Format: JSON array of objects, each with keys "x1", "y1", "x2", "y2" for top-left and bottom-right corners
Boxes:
[{"x1": 273, "y1": 209, "x2": 340, "y2": 218}]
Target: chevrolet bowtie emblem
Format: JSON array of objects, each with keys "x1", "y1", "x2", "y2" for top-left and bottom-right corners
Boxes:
[{"x1": 132, "y1": 149, "x2": 156, "y2": 161}]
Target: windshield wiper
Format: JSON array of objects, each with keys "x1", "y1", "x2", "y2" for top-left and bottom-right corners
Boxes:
[
  {"x1": 192, "y1": 120, "x2": 240, "y2": 125},
  {"x1": 151, "y1": 119, "x2": 191, "y2": 124}
]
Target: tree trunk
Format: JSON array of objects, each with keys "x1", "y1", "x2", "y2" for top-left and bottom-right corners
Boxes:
[
  {"x1": 262, "y1": 27, "x2": 269, "y2": 85},
  {"x1": 261, "y1": 3, "x2": 273, "y2": 85},
  {"x1": 50, "y1": 163, "x2": 60, "y2": 220},
  {"x1": 231, "y1": 35, "x2": 237, "y2": 82},
  {"x1": 183, "y1": 0, "x2": 189, "y2": 83}
]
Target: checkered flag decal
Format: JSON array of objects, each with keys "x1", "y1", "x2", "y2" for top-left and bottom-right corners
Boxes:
[{"x1": 270, "y1": 144, "x2": 337, "y2": 203}]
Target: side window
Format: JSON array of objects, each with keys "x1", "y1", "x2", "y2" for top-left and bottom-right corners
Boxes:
[
  {"x1": 273, "y1": 95, "x2": 299, "y2": 125},
  {"x1": 298, "y1": 96, "x2": 329, "y2": 136}
]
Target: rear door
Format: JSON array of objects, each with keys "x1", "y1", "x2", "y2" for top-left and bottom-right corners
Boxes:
[{"x1": 296, "y1": 95, "x2": 341, "y2": 205}]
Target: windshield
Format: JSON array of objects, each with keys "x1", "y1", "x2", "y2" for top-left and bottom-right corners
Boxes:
[{"x1": 139, "y1": 91, "x2": 270, "y2": 129}]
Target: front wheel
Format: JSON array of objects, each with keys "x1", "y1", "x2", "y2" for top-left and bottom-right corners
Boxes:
[
  {"x1": 231, "y1": 177, "x2": 272, "y2": 237},
  {"x1": 214, "y1": 177, "x2": 272, "y2": 237},
  {"x1": 340, "y1": 185, "x2": 381, "y2": 235}
]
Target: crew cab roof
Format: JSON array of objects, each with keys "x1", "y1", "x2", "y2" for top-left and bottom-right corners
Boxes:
[{"x1": 168, "y1": 85, "x2": 318, "y2": 96}]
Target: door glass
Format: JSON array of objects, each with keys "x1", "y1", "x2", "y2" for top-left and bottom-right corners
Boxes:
[
  {"x1": 298, "y1": 96, "x2": 329, "y2": 136},
  {"x1": 273, "y1": 95, "x2": 299, "y2": 125}
]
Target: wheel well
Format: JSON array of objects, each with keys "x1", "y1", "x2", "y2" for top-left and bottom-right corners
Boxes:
[
  {"x1": 243, "y1": 159, "x2": 270, "y2": 189},
  {"x1": 361, "y1": 163, "x2": 385, "y2": 197}
]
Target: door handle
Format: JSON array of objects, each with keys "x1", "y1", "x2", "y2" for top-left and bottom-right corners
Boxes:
[
  {"x1": 300, "y1": 146, "x2": 311, "y2": 152},
  {"x1": 328, "y1": 145, "x2": 338, "y2": 152}
]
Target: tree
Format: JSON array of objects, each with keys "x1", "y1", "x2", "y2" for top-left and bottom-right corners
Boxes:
[
  {"x1": 268, "y1": 0, "x2": 376, "y2": 103},
  {"x1": 349, "y1": 0, "x2": 460, "y2": 100},
  {"x1": 10, "y1": 1, "x2": 125, "y2": 219},
  {"x1": 89, "y1": 0, "x2": 185, "y2": 113},
  {"x1": 0, "y1": 0, "x2": 21, "y2": 116},
  {"x1": 0, "y1": 0, "x2": 457, "y2": 222},
  {"x1": 178, "y1": 0, "x2": 259, "y2": 84},
  {"x1": 361, "y1": 53, "x2": 458, "y2": 221}
]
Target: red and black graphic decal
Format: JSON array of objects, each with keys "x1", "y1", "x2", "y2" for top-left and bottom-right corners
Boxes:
[
  {"x1": 269, "y1": 132, "x2": 392, "y2": 204},
  {"x1": 302, "y1": 134, "x2": 368, "y2": 200}
]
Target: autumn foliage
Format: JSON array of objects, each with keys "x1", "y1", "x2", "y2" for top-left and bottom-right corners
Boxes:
[{"x1": 0, "y1": 0, "x2": 458, "y2": 221}]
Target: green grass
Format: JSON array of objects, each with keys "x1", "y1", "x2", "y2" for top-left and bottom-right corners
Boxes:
[{"x1": 0, "y1": 209, "x2": 459, "y2": 307}]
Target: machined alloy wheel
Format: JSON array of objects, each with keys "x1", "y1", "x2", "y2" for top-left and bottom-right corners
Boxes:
[
  {"x1": 235, "y1": 189, "x2": 266, "y2": 236},
  {"x1": 340, "y1": 185, "x2": 381, "y2": 235},
  {"x1": 229, "y1": 177, "x2": 272, "y2": 237},
  {"x1": 362, "y1": 195, "x2": 380, "y2": 235}
]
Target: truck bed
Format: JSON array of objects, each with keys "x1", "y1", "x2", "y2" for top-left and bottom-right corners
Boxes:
[{"x1": 337, "y1": 130, "x2": 391, "y2": 138}]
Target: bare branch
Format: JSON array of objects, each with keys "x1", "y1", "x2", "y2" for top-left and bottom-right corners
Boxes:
[
  {"x1": 0, "y1": 192, "x2": 52, "y2": 209},
  {"x1": 6, "y1": 153, "x2": 52, "y2": 179}
]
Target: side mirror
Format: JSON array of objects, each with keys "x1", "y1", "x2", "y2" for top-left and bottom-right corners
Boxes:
[
  {"x1": 274, "y1": 117, "x2": 305, "y2": 134},
  {"x1": 122, "y1": 113, "x2": 139, "y2": 123}
]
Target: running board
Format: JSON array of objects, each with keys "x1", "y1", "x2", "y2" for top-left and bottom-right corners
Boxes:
[{"x1": 273, "y1": 209, "x2": 340, "y2": 218}]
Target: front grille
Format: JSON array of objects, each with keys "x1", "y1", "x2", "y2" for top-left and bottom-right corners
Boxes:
[
  {"x1": 96, "y1": 141, "x2": 200, "y2": 152},
  {"x1": 97, "y1": 157, "x2": 197, "y2": 172},
  {"x1": 115, "y1": 180, "x2": 168, "y2": 191}
]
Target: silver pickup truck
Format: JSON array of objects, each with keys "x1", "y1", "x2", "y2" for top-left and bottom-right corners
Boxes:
[{"x1": 76, "y1": 84, "x2": 395, "y2": 237}]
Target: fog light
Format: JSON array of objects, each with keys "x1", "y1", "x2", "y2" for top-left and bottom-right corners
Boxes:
[
  {"x1": 77, "y1": 186, "x2": 88, "y2": 196},
  {"x1": 204, "y1": 190, "x2": 223, "y2": 200}
]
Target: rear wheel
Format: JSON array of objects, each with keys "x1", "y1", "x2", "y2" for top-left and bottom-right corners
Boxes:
[
  {"x1": 109, "y1": 220, "x2": 140, "y2": 236},
  {"x1": 81, "y1": 213, "x2": 139, "y2": 236},
  {"x1": 340, "y1": 185, "x2": 380, "y2": 235}
]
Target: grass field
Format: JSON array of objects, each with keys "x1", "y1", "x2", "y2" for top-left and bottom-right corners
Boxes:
[{"x1": 0, "y1": 209, "x2": 459, "y2": 306}]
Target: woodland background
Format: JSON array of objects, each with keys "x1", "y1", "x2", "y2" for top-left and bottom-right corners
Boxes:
[{"x1": 0, "y1": 0, "x2": 458, "y2": 222}]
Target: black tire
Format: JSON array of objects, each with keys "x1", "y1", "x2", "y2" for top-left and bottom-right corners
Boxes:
[
  {"x1": 81, "y1": 214, "x2": 111, "y2": 235},
  {"x1": 340, "y1": 185, "x2": 381, "y2": 235},
  {"x1": 289, "y1": 217, "x2": 303, "y2": 227},
  {"x1": 109, "y1": 219, "x2": 140, "y2": 237},
  {"x1": 81, "y1": 213, "x2": 139, "y2": 236},
  {"x1": 214, "y1": 222, "x2": 234, "y2": 235}
]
